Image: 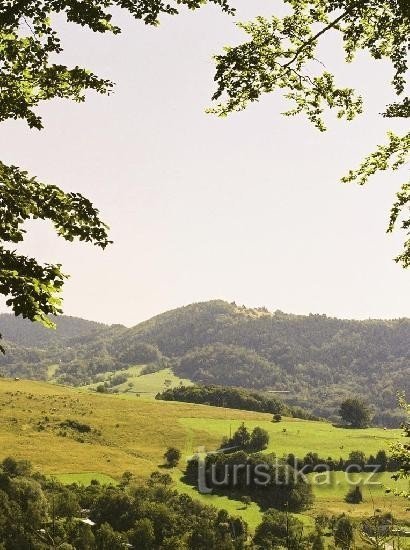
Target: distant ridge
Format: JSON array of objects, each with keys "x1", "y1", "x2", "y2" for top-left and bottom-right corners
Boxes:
[
  {"x1": 0, "y1": 313, "x2": 111, "y2": 348},
  {"x1": 0, "y1": 300, "x2": 408, "y2": 425}
]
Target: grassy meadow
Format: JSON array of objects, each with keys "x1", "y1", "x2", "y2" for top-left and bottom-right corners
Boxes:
[
  {"x1": 0, "y1": 377, "x2": 408, "y2": 530},
  {"x1": 78, "y1": 366, "x2": 192, "y2": 395},
  {"x1": 178, "y1": 417, "x2": 401, "y2": 459}
]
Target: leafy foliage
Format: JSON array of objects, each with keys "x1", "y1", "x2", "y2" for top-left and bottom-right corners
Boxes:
[
  {"x1": 0, "y1": 163, "x2": 111, "y2": 351},
  {"x1": 0, "y1": 0, "x2": 233, "y2": 130},
  {"x1": 174, "y1": 343, "x2": 280, "y2": 389},
  {"x1": 342, "y1": 132, "x2": 410, "y2": 267},
  {"x1": 390, "y1": 394, "x2": 410, "y2": 498},
  {"x1": 0, "y1": 0, "x2": 232, "y2": 342},
  {"x1": 209, "y1": 1, "x2": 408, "y2": 121},
  {"x1": 334, "y1": 514, "x2": 354, "y2": 549},
  {"x1": 156, "y1": 384, "x2": 320, "y2": 420},
  {"x1": 254, "y1": 508, "x2": 305, "y2": 549},
  {"x1": 157, "y1": 384, "x2": 284, "y2": 413},
  {"x1": 163, "y1": 447, "x2": 181, "y2": 467},
  {"x1": 208, "y1": 0, "x2": 410, "y2": 266},
  {"x1": 339, "y1": 397, "x2": 372, "y2": 428},
  {"x1": 185, "y1": 449, "x2": 314, "y2": 512},
  {"x1": 220, "y1": 423, "x2": 270, "y2": 453},
  {"x1": 0, "y1": 457, "x2": 249, "y2": 549}
]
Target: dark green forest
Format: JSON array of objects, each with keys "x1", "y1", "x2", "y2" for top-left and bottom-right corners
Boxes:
[
  {"x1": 0, "y1": 457, "x2": 249, "y2": 549},
  {"x1": 0, "y1": 300, "x2": 408, "y2": 424},
  {"x1": 0, "y1": 456, "x2": 374, "y2": 550}
]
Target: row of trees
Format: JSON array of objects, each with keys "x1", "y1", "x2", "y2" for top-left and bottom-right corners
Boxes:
[
  {"x1": 157, "y1": 384, "x2": 318, "y2": 420},
  {"x1": 285, "y1": 449, "x2": 400, "y2": 474}
]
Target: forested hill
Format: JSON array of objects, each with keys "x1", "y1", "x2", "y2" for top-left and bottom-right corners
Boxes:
[
  {"x1": 0, "y1": 313, "x2": 113, "y2": 348},
  {"x1": 0, "y1": 301, "x2": 408, "y2": 424}
]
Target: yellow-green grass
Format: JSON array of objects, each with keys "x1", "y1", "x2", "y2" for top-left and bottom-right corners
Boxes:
[
  {"x1": 172, "y1": 471, "x2": 264, "y2": 531},
  {"x1": 81, "y1": 366, "x2": 191, "y2": 395},
  {"x1": 0, "y1": 378, "x2": 265, "y2": 480},
  {"x1": 173, "y1": 470, "x2": 409, "y2": 529},
  {"x1": 178, "y1": 417, "x2": 401, "y2": 459},
  {"x1": 309, "y1": 471, "x2": 410, "y2": 520},
  {"x1": 0, "y1": 378, "x2": 408, "y2": 525},
  {"x1": 54, "y1": 472, "x2": 117, "y2": 485}
]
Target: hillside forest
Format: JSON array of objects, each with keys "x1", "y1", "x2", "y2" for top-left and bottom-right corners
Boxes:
[{"x1": 0, "y1": 300, "x2": 408, "y2": 426}]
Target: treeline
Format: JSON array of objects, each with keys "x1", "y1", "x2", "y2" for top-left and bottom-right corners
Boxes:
[
  {"x1": 156, "y1": 385, "x2": 320, "y2": 421},
  {"x1": 285, "y1": 449, "x2": 400, "y2": 473}
]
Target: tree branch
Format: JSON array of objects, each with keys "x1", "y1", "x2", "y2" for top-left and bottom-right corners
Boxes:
[{"x1": 283, "y1": 9, "x2": 353, "y2": 70}]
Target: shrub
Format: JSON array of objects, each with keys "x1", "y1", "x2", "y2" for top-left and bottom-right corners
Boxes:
[
  {"x1": 60, "y1": 419, "x2": 92, "y2": 433},
  {"x1": 345, "y1": 485, "x2": 363, "y2": 504},
  {"x1": 163, "y1": 447, "x2": 181, "y2": 467}
]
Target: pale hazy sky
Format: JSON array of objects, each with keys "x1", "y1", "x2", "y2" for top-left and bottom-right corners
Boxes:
[{"x1": 0, "y1": 1, "x2": 408, "y2": 326}]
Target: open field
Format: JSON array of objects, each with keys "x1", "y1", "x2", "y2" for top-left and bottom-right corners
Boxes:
[
  {"x1": 0, "y1": 378, "x2": 267, "y2": 479},
  {"x1": 78, "y1": 366, "x2": 192, "y2": 395},
  {"x1": 178, "y1": 417, "x2": 401, "y2": 458},
  {"x1": 0, "y1": 377, "x2": 408, "y2": 528}
]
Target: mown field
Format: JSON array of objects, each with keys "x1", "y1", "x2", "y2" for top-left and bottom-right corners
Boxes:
[
  {"x1": 178, "y1": 417, "x2": 401, "y2": 458},
  {"x1": 0, "y1": 378, "x2": 408, "y2": 531},
  {"x1": 77, "y1": 366, "x2": 192, "y2": 394}
]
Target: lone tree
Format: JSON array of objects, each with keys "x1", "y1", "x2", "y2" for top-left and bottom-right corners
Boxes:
[
  {"x1": 163, "y1": 447, "x2": 181, "y2": 468},
  {"x1": 339, "y1": 398, "x2": 372, "y2": 428}
]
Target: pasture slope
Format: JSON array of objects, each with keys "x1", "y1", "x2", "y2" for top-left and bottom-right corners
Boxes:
[{"x1": 0, "y1": 378, "x2": 408, "y2": 531}]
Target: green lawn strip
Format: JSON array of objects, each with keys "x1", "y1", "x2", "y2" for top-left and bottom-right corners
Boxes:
[
  {"x1": 54, "y1": 472, "x2": 118, "y2": 485},
  {"x1": 178, "y1": 417, "x2": 401, "y2": 458}
]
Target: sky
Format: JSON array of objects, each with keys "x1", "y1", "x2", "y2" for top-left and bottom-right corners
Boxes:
[{"x1": 0, "y1": 1, "x2": 408, "y2": 326}]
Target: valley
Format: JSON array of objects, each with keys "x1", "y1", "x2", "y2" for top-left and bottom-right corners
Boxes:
[{"x1": 0, "y1": 377, "x2": 408, "y2": 534}]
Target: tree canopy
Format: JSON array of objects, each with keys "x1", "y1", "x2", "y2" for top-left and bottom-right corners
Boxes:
[{"x1": 339, "y1": 397, "x2": 372, "y2": 428}]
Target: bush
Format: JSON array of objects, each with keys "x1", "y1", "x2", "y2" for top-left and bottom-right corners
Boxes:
[
  {"x1": 60, "y1": 419, "x2": 92, "y2": 433},
  {"x1": 109, "y1": 373, "x2": 128, "y2": 387},
  {"x1": 345, "y1": 485, "x2": 363, "y2": 504},
  {"x1": 163, "y1": 447, "x2": 181, "y2": 467},
  {"x1": 273, "y1": 413, "x2": 282, "y2": 422}
]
